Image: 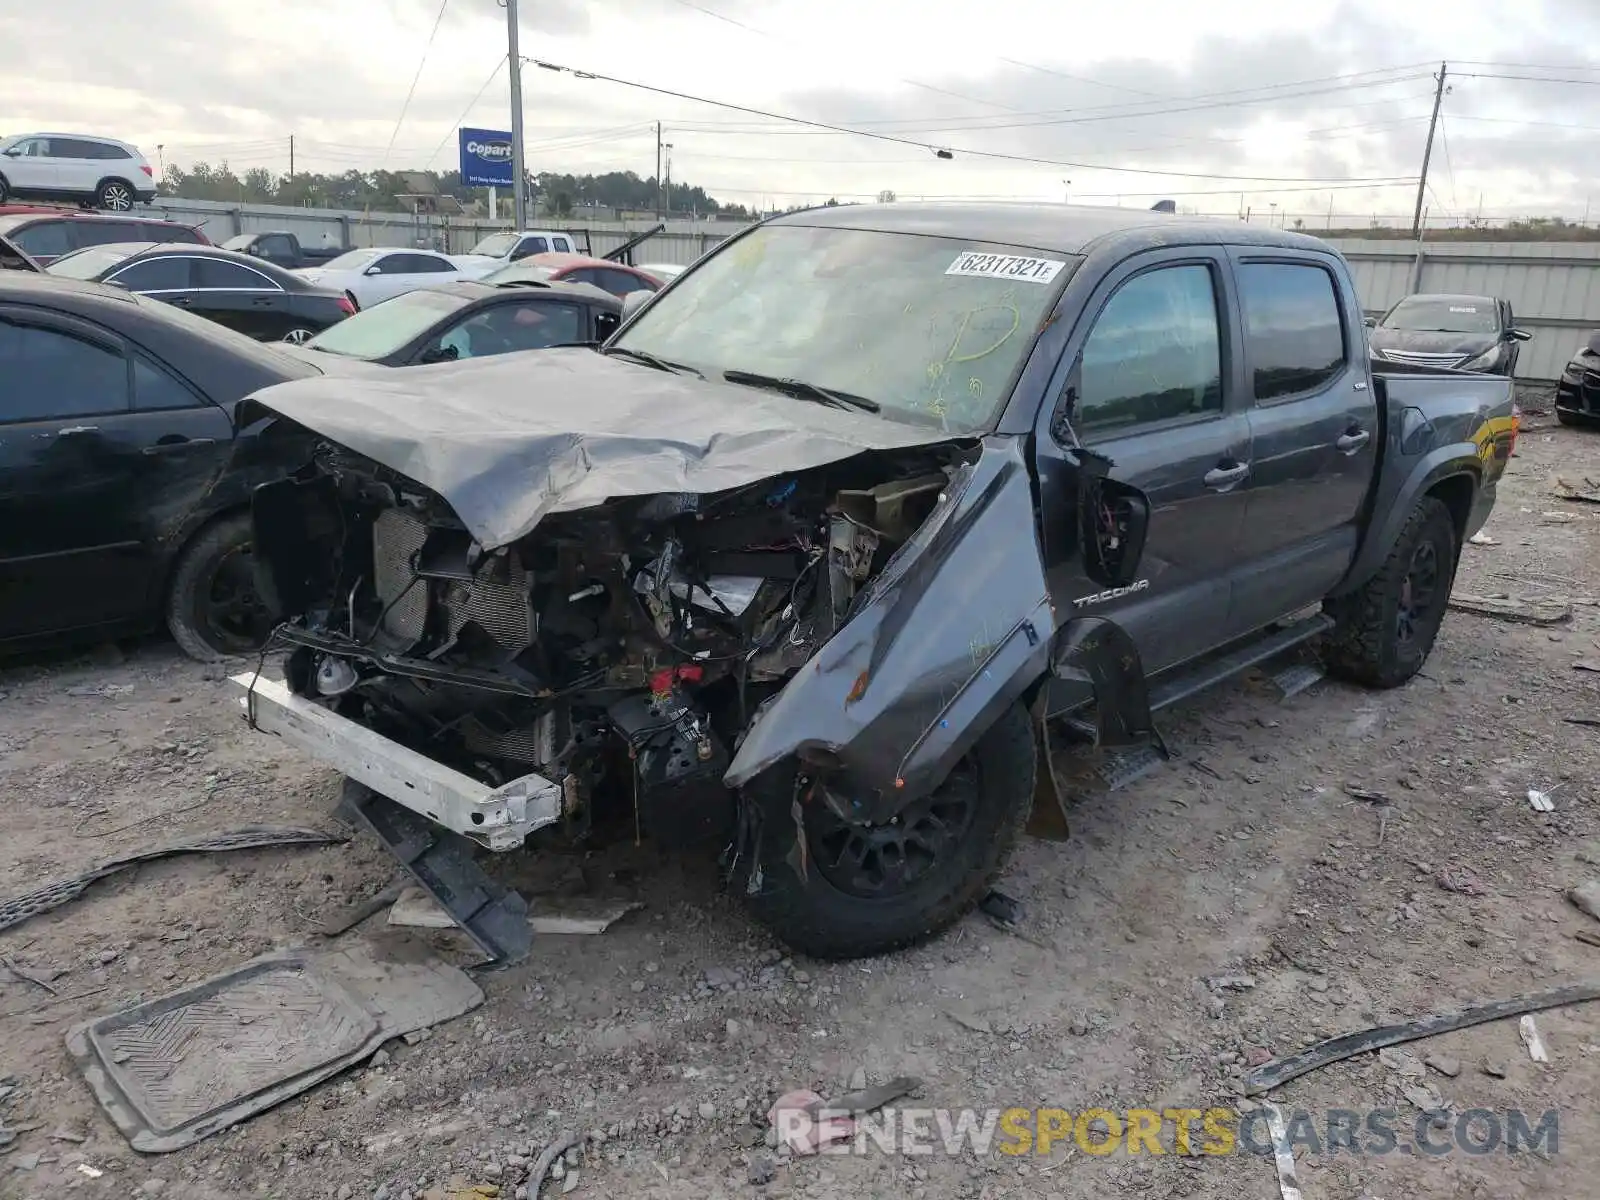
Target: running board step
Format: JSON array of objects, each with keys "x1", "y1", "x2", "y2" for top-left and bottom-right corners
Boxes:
[
  {"x1": 1148, "y1": 613, "x2": 1334, "y2": 712},
  {"x1": 336, "y1": 780, "x2": 531, "y2": 966},
  {"x1": 1095, "y1": 743, "x2": 1168, "y2": 792}
]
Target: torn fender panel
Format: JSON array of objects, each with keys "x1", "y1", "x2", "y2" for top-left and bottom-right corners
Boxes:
[
  {"x1": 725, "y1": 437, "x2": 1053, "y2": 817},
  {"x1": 241, "y1": 347, "x2": 955, "y2": 550}
]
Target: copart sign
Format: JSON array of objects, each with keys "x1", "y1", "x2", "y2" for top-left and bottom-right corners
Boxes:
[{"x1": 459, "y1": 126, "x2": 515, "y2": 187}]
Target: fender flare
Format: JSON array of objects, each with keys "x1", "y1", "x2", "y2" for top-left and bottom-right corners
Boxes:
[{"x1": 1332, "y1": 447, "x2": 1480, "y2": 597}]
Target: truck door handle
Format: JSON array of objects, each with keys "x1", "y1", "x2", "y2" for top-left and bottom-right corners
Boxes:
[
  {"x1": 1203, "y1": 462, "x2": 1250, "y2": 490},
  {"x1": 1337, "y1": 429, "x2": 1371, "y2": 454},
  {"x1": 142, "y1": 437, "x2": 217, "y2": 456}
]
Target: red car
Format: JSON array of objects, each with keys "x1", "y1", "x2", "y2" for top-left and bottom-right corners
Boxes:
[
  {"x1": 479, "y1": 252, "x2": 662, "y2": 298},
  {"x1": 0, "y1": 211, "x2": 209, "y2": 267}
]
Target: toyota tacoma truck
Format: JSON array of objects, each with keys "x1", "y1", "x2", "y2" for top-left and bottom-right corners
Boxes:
[{"x1": 230, "y1": 203, "x2": 1516, "y2": 964}]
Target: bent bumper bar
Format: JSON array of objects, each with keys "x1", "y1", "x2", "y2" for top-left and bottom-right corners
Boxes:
[{"x1": 231, "y1": 673, "x2": 562, "y2": 851}]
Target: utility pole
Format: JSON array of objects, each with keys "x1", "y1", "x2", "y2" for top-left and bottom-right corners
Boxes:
[
  {"x1": 1411, "y1": 62, "x2": 1447, "y2": 238},
  {"x1": 663, "y1": 142, "x2": 673, "y2": 216},
  {"x1": 506, "y1": 0, "x2": 527, "y2": 229},
  {"x1": 656, "y1": 122, "x2": 663, "y2": 217},
  {"x1": 289, "y1": 134, "x2": 295, "y2": 177}
]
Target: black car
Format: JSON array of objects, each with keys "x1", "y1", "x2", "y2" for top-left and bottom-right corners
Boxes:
[
  {"x1": 0, "y1": 273, "x2": 334, "y2": 659},
  {"x1": 294, "y1": 278, "x2": 621, "y2": 366},
  {"x1": 0, "y1": 211, "x2": 208, "y2": 268},
  {"x1": 46, "y1": 242, "x2": 355, "y2": 343},
  {"x1": 1555, "y1": 330, "x2": 1600, "y2": 427},
  {"x1": 1365, "y1": 292, "x2": 1530, "y2": 376}
]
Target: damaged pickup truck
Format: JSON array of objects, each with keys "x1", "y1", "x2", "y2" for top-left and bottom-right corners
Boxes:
[{"x1": 232, "y1": 204, "x2": 1516, "y2": 963}]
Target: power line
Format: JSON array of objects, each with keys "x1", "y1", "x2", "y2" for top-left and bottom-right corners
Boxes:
[
  {"x1": 1453, "y1": 71, "x2": 1600, "y2": 86},
  {"x1": 662, "y1": 0, "x2": 1026, "y2": 114},
  {"x1": 696, "y1": 179, "x2": 1418, "y2": 200},
  {"x1": 424, "y1": 56, "x2": 506, "y2": 167},
  {"x1": 998, "y1": 56, "x2": 1164, "y2": 98},
  {"x1": 383, "y1": 0, "x2": 452, "y2": 168},
  {"x1": 1437, "y1": 113, "x2": 1457, "y2": 205},
  {"x1": 529, "y1": 58, "x2": 1416, "y2": 184}
]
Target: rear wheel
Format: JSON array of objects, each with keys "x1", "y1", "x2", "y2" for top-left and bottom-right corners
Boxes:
[
  {"x1": 0, "y1": 175, "x2": 9, "y2": 204},
  {"x1": 737, "y1": 703, "x2": 1035, "y2": 960},
  {"x1": 96, "y1": 179, "x2": 135, "y2": 211},
  {"x1": 283, "y1": 328, "x2": 316, "y2": 344},
  {"x1": 165, "y1": 513, "x2": 274, "y2": 661},
  {"x1": 1324, "y1": 497, "x2": 1458, "y2": 688}
]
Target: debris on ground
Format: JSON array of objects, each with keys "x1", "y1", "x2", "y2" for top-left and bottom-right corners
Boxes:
[
  {"x1": 1260, "y1": 1102, "x2": 1306, "y2": 1200},
  {"x1": 1343, "y1": 785, "x2": 1391, "y2": 803},
  {"x1": 1529, "y1": 788, "x2": 1557, "y2": 812},
  {"x1": 527, "y1": 1132, "x2": 580, "y2": 1199},
  {"x1": 1424, "y1": 1054, "x2": 1462, "y2": 1078},
  {"x1": 1554, "y1": 476, "x2": 1600, "y2": 503},
  {"x1": 978, "y1": 888, "x2": 1024, "y2": 929},
  {"x1": 320, "y1": 879, "x2": 407, "y2": 937},
  {"x1": 1402, "y1": 1081, "x2": 1447, "y2": 1113},
  {"x1": 1241, "y1": 982, "x2": 1600, "y2": 1093},
  {"x1": 386, "y1": 887, "x2": 643, "y2": 935},
  {"x1": 1519, "y1": 1014, "x2": 1550, "y2": 1062},
  {"x1": 1435, "y1": 865, "x2": 1487, "y2": 896},
  {"x1": 947, "y1": 1010, "x2": 993, "y2": 1034},
  {"x1": 1468, "y1": 531, "x2": 1498, "y2": 546},
  {"x1": 767, "y1": 1077, "x2": 920, "y2": 1156},
  {"x1": 66, "y1": 941, "x2": 482, "y2": 1151},
  {"x1": 0, "y1": 826, "x2": 346, "y2": 936},
  {"x1": 1568, "y1": 880, "x2": 1600, "y2": 923},
  {"x1": 1447, "y1": 592, "x2": 1573, "y2": 626},
  {"x1": 64, "y1": 683, "x2": 135, "y2": 698}
]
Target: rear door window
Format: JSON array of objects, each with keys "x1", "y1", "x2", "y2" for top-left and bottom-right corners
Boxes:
[
  {"x1": 511, "y1": 237, "x2": 548, "y2": 259},
  {"x1": 71, "y1": 222, "x2": 139, "y2": 248},
  {"x1": 1237, "y1": 262, "x2": 1347, "y2": 402},
  {"x1": 195, "y1": 259, "x2": 278, "y2": 290},
  {"x1": 599, "y1": 268, "x2": 654, "y2": 297}
]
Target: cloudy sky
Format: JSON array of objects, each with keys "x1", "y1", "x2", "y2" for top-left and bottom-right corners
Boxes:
[{"x1": 5, "y1": 0, "x2": 1600, "y2": 224}]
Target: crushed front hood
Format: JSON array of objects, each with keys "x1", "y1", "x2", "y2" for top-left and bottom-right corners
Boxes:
[{"x1": 243, "y1": 348, "x2": 956, "y2": 548}]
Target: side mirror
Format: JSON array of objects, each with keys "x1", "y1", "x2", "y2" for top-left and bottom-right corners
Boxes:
[
  {"x1": 1, "y1": 148, "x2": 19, "y2": 157},
  {"x1": 1509, "y1": 328, "x2": 1532, "y2": 342},
  {"x1": 594, "y1": 311, "x2": 621, "y2": 341},
  {"x1": 419, "y1": 344, "x2": 460, "y2": 364},
  {"x1": 364, "y1": 264, "x2": 382, "y2": 276},
  {"x1": 1364, "y1": 315, "x2": 1378, "y2": 328},
  {"x1": 619, "y1": 289, "x2": 651, "y2": 323},
  {"x1": 1073, "y1": 450, "x2": 1150, "y2": 590}
]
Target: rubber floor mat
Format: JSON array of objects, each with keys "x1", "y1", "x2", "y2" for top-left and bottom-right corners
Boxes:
[{"x1": 67, "y1": 939, "x2": 481, "y2": 1152}]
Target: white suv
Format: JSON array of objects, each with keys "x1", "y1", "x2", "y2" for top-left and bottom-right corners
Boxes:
[{"x1": 0, "y1": 133, "x2": 157, "y2": 211}]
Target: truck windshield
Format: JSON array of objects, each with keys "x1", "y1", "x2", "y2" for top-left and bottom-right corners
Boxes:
[
  {"x1": 1384, "y1": 296, "x2": 1498, "y2": 334},
  {"x1": 470, "y1": 233, "x2": 519, "y2": 257},
  {"x1": 609, "y1": 224, "x2": 1075, "y2": 433},
  {"x1": 304, "y1": 289, "x2": 474, "y2": 359},
  {"x1": 221, "y1": 234, "x2": 254, "y2": 251}
]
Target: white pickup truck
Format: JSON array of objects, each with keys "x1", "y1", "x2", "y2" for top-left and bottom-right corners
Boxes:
[{"x1": 457, "y1": 229, "x2": 579, "y2": 269}]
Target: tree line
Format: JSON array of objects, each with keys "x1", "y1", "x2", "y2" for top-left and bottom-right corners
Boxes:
[{"x1": 161, "y1": 162, "x2": 756, "y2": 219}]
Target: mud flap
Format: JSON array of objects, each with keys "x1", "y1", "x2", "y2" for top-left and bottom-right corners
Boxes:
[
  {"x1": 336, "y1": 779, "x2": 531, "y2": 965},
  {"x1": 1024, "y1": 692, "x2": 1070, "y2": 841}
]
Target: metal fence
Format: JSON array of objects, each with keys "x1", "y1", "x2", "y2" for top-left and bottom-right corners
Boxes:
[
  {"x1": 1324, "y1": 238, "x2": 1600, "y2": 382},
  {"x1": 123, "y1": 198, "x2": 1600, "y2": 381}
]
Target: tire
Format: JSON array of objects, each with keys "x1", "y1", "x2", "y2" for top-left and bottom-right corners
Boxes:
[
  {"x1": 165, "y1": 513, "x2": 273, "y2": 662},
  {"x1": 0, "y1": 175, "x2": 9, "y2": 204},
  {"x1": 95, "y1": 179, "x2": 135, "y2": 212},
  {"x1": 1323, "y1": 497, "x2": 1459, "y2": 689},
  {"x1": 737, "y1": 702, "x2": 1036, "y2": 960}
]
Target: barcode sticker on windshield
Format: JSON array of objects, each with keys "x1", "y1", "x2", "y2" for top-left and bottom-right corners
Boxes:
[
  {"x1": 946, "y1": 252, "x2": 1066, "y2": 283},
  {"x1": 1449, "y1": 306, "x2": 1479, "y2": 313}
]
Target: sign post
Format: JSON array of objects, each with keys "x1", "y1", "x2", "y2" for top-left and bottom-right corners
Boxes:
[{"x1": 459, "y1": 128, "x2": 515, "y2": 225}]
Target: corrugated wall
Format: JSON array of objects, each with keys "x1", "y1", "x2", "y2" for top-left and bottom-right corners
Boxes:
[{"x1": 1327, "y1": 238, "x2": 1600, "y2": 381}]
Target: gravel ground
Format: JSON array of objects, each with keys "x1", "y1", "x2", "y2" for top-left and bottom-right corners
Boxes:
[{"x1": 3, "y1": 395, "x2": 1599, "y2": 1200}]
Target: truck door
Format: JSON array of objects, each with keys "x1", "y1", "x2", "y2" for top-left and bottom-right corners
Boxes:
[
  {"x1": 1224, "y1": 251, "x2": 1378, "y2": 637},
  {"x1": 1033, "y1": 247, "x2": 1252, "y2": 685}
]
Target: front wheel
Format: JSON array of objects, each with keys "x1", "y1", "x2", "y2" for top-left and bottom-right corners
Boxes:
[
  {"x1": 737, "y1": 703, "x2": 1036, "y2": 960},
  {"x1": 165, "y1": 513, "x2": 274, "y2": 661},
  {"x1": 1323, "y1": 496, "x2": 1459, "y2": 688}
]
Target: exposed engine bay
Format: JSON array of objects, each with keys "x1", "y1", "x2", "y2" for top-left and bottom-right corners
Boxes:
[{"x1": 253, "y1": 439, "x2": 977, "y2": 850}]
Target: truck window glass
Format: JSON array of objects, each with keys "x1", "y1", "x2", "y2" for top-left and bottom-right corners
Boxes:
[
  {"x1": 1239, "y1": 262, "x2": 1346, "y2": 401},
  {"x1": 1074, "y1": 263, "x2": 1222, "y2": 436},
  {"x1": 611, "y1": 224, "x2": 1069, "y2": 434},
  {"x1": 0, "y1": 323, "x2": 130, "y2": 423}
]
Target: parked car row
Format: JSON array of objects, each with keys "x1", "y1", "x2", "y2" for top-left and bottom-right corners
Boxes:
[{"x1": 0, "y1": 210, "x2": 208, "y2": 266}]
